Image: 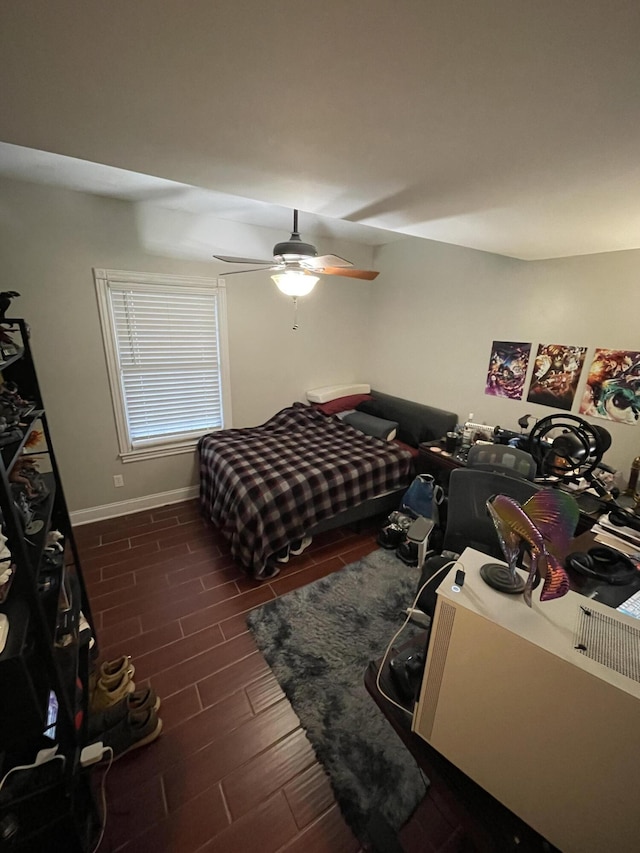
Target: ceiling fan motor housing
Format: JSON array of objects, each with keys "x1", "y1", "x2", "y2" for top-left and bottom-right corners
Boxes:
[{"x1": 273, "y1": 233, "x2": 318, "y2": 262}]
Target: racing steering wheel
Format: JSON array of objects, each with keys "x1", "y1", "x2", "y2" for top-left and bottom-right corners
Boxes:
[{"x1": 527, "y1": 414, "x2": 611, "y2": 481}]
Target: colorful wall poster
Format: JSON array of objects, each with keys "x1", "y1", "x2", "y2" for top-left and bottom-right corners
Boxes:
[
  {"x1": 526, "y1": 344, "x2": 587, "y2": 410},
  {"x1": 579, "y1": 349, "x2": 640, "y2": 424},
  {"x1": 485, "y1": 341, "x2": 531, "y2": 400}
]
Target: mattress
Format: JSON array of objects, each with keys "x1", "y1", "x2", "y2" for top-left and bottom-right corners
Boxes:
[{"x1": 198, "y1": 403, "x2": 413, "y2": 577}]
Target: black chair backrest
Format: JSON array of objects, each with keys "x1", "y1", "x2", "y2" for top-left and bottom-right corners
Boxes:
[
  {"x1": 443, "y1": 468, "x2": 540, "y2": 559},
  {"x1": 466, "y1": 444, "x2": 537, "y2": 481}
]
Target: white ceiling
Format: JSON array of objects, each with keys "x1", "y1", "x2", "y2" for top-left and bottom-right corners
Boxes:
[
  {"x1": 1, "y1": 0, "x2": 639, "y2": 260},
  {"x1": 0, "y1": 141, "x2": 403, "y2": 247}
]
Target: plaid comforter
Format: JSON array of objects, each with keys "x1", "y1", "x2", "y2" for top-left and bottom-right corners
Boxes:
[{"x1": 198, "y1": 403, "x2": 413, "y2": 577}]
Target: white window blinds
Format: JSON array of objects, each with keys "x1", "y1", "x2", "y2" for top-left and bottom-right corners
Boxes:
[
  {"x1": 95, "y1": 269, "x2": 230, "y2": 461},
  {"x1": 110, "y1": 285, "x2": 223, "y2": 447}
]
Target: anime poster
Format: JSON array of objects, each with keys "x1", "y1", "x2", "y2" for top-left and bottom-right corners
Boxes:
[
  {"x1": 485, "y1": 341, "x2": 531, "y2": 400},
  {"x1": 526, "y1": 344, "x2": 587, "y2": 411},
  {"x1": 579, "y1": 349, "x2": 640, "y2": 424}
]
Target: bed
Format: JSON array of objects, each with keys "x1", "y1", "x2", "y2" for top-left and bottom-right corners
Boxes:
[{"x1": 198, "y1": 391, "x2": 457, "y2": 578}]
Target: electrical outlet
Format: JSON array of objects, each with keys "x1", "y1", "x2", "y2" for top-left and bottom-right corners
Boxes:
[{"x1": 113, "y1": 474, "x2": 124, "y2": 488}]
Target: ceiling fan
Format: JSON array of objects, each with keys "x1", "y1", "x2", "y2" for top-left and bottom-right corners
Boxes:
[{"x1": 214, "y1": 209, "x2": 380, "y2": 295}]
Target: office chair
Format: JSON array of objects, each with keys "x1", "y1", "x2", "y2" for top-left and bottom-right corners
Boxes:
[
  {"x1": 466, "y1": 443, "x2": 537, "y2": 481},
  {"x1": 414, "y1": 468, "x2": 540, "y2": 617}
]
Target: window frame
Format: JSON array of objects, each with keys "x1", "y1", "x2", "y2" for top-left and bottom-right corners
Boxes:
[{"x1": 94, "y1": 268, "x2": 232, "y2": 463}]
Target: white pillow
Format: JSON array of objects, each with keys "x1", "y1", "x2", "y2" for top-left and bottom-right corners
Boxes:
[{"x1": 306, "y1": 383, "x2": 370, "y2": 403}]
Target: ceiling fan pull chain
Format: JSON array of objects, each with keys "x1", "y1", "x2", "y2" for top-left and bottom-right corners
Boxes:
[{"x1": 292, "y1": 296, "x2": 299, "y2": 330}]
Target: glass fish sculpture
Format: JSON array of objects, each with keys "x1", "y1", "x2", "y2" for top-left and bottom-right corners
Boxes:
[{"x1": 487, "y1": 490, "x2": 579, "y2": 607}]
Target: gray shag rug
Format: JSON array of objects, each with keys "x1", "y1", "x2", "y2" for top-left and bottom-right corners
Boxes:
[{"x1": 246, "y1": 548, "x2": 427, "y2": 842}]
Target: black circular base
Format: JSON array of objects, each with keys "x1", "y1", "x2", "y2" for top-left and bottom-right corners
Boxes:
[{"x1": 480, "y1": 563, "x2": 526, "y2": 594}]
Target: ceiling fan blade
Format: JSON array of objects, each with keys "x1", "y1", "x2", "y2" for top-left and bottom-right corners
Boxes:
[
  {"x1": 304, "y1": 254, "x2": 353, "y2": 269},
  {"x1": 214, "y1": 255, "x2": 274, "y2": 265},
  {"x1": 321, "y1": 267, "x2": 380, "y2": 280},
  {"x1": 219, "y1": 266, "x2": 279, "y2": 276}
]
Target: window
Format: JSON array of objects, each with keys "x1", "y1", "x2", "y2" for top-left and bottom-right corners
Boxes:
[{"x1": 94, "y1": 268, "x2": 231, "y2": 463}]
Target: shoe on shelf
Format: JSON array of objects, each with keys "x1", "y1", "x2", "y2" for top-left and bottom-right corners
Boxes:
[
  {"x1": 96, "y1": 708, "x2": 163, "y2": 760},
  {"x1": 89, "y1": 655, "x2": 135, "y2": 693},
  {"x1": 127, "y1": 685, "x2": 160, "y2": 714},
  {"x1": 100, "y1": 654, "x2": 134, "y2": 681},
  {"x1": 90, "y1": 670, "x2": 136, "y2": 713},
  {"x1": 88, "y1": 687, "x2": 161, "y2": 739},
  {"x1": 290, "y1": 536, "x2": 312, "y2": 556}
]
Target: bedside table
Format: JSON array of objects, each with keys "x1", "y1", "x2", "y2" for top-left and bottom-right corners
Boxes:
[{"x1": 416, "y1": 442, "x2": 466, "y2": 486}]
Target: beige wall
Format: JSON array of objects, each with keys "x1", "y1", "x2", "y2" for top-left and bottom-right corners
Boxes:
[
  {"x1": 1, "y1": 174, "x2": 638, "y2": 513},
  {"x1": 0, "y1": 177, "x2": 373, "y2": 512},
  {"x1": 369, "y1": 237, "x2": 639, "y2": 476}
]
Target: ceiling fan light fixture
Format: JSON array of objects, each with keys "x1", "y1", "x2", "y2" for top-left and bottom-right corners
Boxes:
[{"x1": 271, "y1": 270, "x2": 319, "y2": 297}]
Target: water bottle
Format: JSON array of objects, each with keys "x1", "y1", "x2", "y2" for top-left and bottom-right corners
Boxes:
[{"x1": 462, "y1": 413, "x2": 475, "y2": 450}]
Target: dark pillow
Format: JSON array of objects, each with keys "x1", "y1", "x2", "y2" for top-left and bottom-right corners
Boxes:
[
  {"x1": 343, "y1": 411, "x2": 399, "y2": 441},
  {"x1": 356, "y1": 398, "x2": 423, "y2": 445},
  {"x1": 355, "y1": 398, "x2": 385, "y2": 419},
  {"x1": 357, "y1": 392, "x2": 458, "y2": 447},
  {"x1": 313, "y1": 393, "x2": 373, "y2": 416}
]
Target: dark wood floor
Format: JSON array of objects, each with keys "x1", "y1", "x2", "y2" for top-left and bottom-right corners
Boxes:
[{"x1": 77, "y1": 499, "x2": 457, "y2": 853}]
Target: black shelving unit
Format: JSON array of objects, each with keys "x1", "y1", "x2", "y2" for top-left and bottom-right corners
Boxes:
[{"x1": 0, "y1": 320, "x2": 100, "y2": 851}]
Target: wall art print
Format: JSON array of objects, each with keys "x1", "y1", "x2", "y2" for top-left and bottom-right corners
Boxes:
[
  {"x1": 485, "y1": 341, "x2": 531, "y2": 400},
  {"x1": 579, "y1": 349, "x2": 640, "y2": 424},
  {"x1": 526, "y1": 344, "x2": 587, "y2": 411}
]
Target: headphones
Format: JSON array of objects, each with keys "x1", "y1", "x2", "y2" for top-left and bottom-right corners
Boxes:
[
  {"x1": 608, "y1": 508, "x2": 640, "y2": 534},
  {"x1": 565, "y1": 546, "x2": 637, "y2": 585}
]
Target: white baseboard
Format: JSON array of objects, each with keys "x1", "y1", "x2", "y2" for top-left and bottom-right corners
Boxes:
[{"x1": 70, "y1": 485, "x2": 199, "y2": 526}]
